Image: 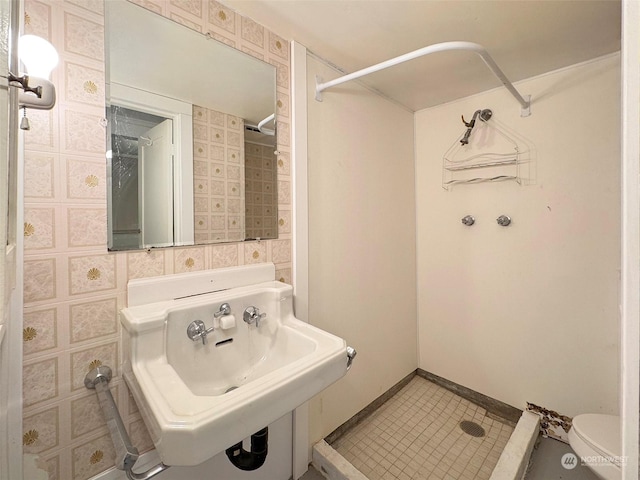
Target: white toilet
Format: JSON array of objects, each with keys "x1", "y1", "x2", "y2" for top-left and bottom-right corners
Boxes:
[{"x1": 568, "y1": 414, "x2": 621, "y2": 480}]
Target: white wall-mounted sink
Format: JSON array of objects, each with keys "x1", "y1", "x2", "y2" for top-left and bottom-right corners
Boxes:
[{"x1": 121, "y1": 264, "x2": 351, "y2": 466}]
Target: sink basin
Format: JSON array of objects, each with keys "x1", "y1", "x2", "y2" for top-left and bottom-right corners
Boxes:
[{"x1": 121, "y1": 264, "x2": 349, "y2": 466}]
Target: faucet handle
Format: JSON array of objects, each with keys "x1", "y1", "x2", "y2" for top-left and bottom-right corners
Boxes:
[
  {"x1": 213, "y1": 302, "x2": 231, "y2": 318},
  {"x1": 243, "y1": 306, "x2": 266, "y2": 327},
  {"x1": 187, "y1": 319, "x2": 214, "y2": 345}
]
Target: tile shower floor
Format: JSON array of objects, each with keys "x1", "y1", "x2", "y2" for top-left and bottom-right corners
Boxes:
[{"x1": 331, "y1": 376, "x2": 514, "y2": 480}]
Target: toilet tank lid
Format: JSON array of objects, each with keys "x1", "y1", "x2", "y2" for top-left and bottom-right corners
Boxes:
[{"x1": 572, "y1": 414, "x2": 620, "y2": 461}]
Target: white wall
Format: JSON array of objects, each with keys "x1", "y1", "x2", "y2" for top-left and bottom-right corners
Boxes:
[
  {"x1": 620, "y1": 1, "x2": 640, "y2": 477},
  {"x1": 416, "y1": 54, "x2": 621, "y2": 417},
  {"x1": 306, "y1": 54, "x2": 418, "y2": 443}
]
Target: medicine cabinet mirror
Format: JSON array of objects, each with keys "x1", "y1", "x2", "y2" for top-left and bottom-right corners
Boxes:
[{"x1": 105, "y1": 0, "x2": 278, "y2": 251}]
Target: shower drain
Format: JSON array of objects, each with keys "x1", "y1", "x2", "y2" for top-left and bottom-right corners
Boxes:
[{"x1": 459, "y1": 420, "x2": 486, "y2": 438}]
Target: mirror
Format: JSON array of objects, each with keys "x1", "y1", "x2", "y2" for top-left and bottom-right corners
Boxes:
[{"x1": 105, "y1": 0, "x2": 278, "y2": 251}]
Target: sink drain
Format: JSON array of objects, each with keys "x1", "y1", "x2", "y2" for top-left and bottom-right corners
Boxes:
[{"x1": 459, "y1": 420, "x2": 486, "y2": 438}]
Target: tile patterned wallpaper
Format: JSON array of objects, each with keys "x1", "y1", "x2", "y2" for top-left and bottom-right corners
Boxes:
[
  {"x1": 245, "y1": 142, "x2": 278, "y2": 240},
  {"x1": 193, "y1": 105, "x2": 246, "y2": 243},
  {"x1": 21, "y1": 1, "x2": 292, "y2": 478}
]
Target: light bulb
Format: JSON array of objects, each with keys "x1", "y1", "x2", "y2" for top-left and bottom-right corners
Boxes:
[{"x1": 18, "y1": 35, "x2": 58, "y2": 79}]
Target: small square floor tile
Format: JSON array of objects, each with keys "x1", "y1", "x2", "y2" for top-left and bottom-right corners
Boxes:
[{"x1": 333, "y1": 376, "x2": 514, "y2": 480}]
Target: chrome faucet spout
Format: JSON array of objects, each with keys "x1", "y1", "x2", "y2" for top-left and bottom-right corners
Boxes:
[{"x1": 213, "y1": 302, "x2": 231, "y2": 318}]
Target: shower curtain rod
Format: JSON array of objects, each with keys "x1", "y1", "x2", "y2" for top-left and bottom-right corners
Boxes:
[{"x1": 315, "y1": 41, "x2": 531, "y2": 117}]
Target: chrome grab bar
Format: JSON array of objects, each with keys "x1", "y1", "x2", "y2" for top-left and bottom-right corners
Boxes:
[{"x1": 84, "y1": 366, "x2": 170, "y2": 480}]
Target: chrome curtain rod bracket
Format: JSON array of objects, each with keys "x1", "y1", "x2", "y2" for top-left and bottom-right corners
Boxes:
[
  {"x1": 85, "y1": 366, "x2": 170, "y2": 480},
  {"x1": 315, "y1": 41, "x2": 532, "y2": 117}
]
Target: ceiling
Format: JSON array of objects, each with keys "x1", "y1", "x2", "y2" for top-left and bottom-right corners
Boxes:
[{"x1": 222, "y1": 0, "x2": 622, "y2": 112}]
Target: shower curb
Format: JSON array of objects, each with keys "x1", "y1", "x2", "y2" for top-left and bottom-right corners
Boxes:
[
  {"x1": 489, "y1": 411, "x2": 540, "y2": 480},
  {"x1": 312, "y1": 440, "x2": 368, "y2": 480}
]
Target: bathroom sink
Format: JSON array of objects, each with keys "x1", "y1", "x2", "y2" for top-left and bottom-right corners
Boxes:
[{"x1": 121, "y1": 264, "x2": 350, "y2": 466}]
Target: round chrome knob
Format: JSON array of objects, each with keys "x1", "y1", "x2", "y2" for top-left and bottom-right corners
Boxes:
[
  {"x1": 496, "y1": 215, "x2": 511, "y2": 226},
  {"x1": 461, "y1": 215, "x2": 475, "y2": 226}
]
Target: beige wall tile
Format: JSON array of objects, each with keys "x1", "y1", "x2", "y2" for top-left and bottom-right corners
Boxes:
[
  {"x1": 268, "y1": 31, "x2": 288, "y2": 61},
  {"x1": 69, "y1": 297, "x2": 118, "y2": 344},
  {"x1": 206, "y1": 29, "x2": 235, "y2": 48},
  {"x1": 43, "y1": 454, "x2": 60, "y2": 480},
  {"x1": 70, "y1": 388, "x2": 117, "y2": 439},
  {"x1": 63, "y1": 11, "x2": 104, "y2": 60},
  {"x1": 68, "y1": 254, "x2": 116, "y2": 295},
  {"x1": 128, "y1": 418, "x2": 154, "y2": 453},
  {"x1": 207, "y1": 1, "x2": 235, "y2": 34},
  {"x1": 276, "y1": 121, "x2": 290, "y2": 147},
  {"x1": 71, "y1": 433, "x2": 115, "y2": 480},
  {"x1": 24, "y1": 207, "x2": 56, "y2": 250},
  {"x1": 64, "y1": 156, "x2": 106, "y2": 201},
  {"x1": 192, "y1": 105, "x2": 207, "y2": 123},
  {"x1": 126, "y1": 250, "x2": 165, "y2": 280},
  {"x1": 63, "y1": 61, "x2": 105, "y2": 106},
  {"x1": 272, "y1": 239, "x2": 291, "y2": 264},
  {"x1": 24, "y1": 0, "x2": 52, "y2": 39},
  {"x1": 277, "y1": 151, "x2": 291, "y2": 176},
  {"x1": 241, "y1": 16, "x2": 264, "y2": 48},
  {"x1": 194, "y1": 177, "x2": 209, "y2": 195},
  {"x1": 244, "y1": 242, "x2": 266, "y2": 264},
  {"x1": 23, "y1": 358, "x2": 58, "y2": 407},
  {"x1": 169, "y1": 0, "x2": 203, "y2": 18},
  {"x1": 24, "y1": 258, "x2": 57, "y2": 304},
  {"x1": 275, "y1": 267, "x2": 291, "y2": 285},
  {"x1": 62, "y1": 108, "x2": 107, "y2": 154},
  {"x1": 124, "y1": 384, "x2": 139, "y2": 417},
  {"x1": 23, "y1": 407, "x2": 59, "y2": 454},
  {"x1": 24, "y1": 152, "x2": 56, "y2": 199},
  {"x1": 70, "y1": 342, "x2": 118, "y2": 391},
  {"x1": 23, "y1": 307, "x2": 58, "y2": 356},
  {"x1": 65, "y1": 0, "x2": 105, "y2": 15},
  {"x1": 277, "y1": 91, "x2": 290, "y2": 119},
  {"x1": 270, "y1": 58, "x2": 289, "y2": 90},
  {"x1": 24, "y1": 109, "x2": 58, "y2": 152},
  {"x1": 207, "y1": 243, "x2": 239, "y2": 268},
  {"x1": 174, "y1": 247, "x2": 206, "y2": 273},
  {"x1": 278, "y1": 179, "x2": 291, "y2": 205},
  {"x1": 209, "y1": 109, "x2": 225, "y2": 126},
  {"x1": 67, "y1": 208, "x2": 107, "y2": 248},
  {"x1": 240, "y1": 44, "x2": 264, "y2": 60}
]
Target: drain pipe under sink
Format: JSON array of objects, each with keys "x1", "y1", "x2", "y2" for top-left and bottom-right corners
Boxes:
[
  {"x1": 225, "y1": 427, "x2": 269, "y2": 471},
  {"x1": 225, "y1": 346, "x2": 356, "y2": 471}
]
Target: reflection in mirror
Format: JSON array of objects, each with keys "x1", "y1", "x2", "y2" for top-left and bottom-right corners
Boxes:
[
  {"x1": 109, "y1": 106, "x2": 174, "y2": 250},
  {"x1": 105, "y1": 0, "x2": 277, "y2": 251}
]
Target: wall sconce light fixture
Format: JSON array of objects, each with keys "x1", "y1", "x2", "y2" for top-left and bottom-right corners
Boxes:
[{"x1": 7, "y1": 34, "x2": 58, "y2": 130}]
